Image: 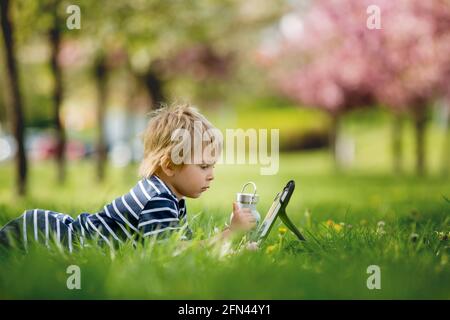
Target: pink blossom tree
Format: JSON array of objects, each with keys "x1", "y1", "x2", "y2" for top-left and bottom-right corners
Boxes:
[
  {"x1": 369, "y1": 0, "x2": 450, "y2": 176},
  {"x1": 264, "y1": 0, "x2": 450, "y2": 174}
]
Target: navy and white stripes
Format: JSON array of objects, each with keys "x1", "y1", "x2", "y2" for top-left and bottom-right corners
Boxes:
[{"x1": 0, "y1": 175, "x2": 192, "y2": 251}]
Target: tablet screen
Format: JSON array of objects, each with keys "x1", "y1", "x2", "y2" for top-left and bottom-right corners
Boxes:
[{"x1": 255, "y1": 192, "x2": 282, "y2": 240}]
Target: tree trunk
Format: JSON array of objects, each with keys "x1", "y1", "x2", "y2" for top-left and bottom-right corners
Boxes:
[
  {"x1": 413, "y1": 107, "x2": 427, "y2": 176},
  {"x1": 329, "y1": 113, "x2": 340, "y2": 170},
  {"x1": 49, "y1": 0, "x2": 66, "y2": 184},
  {"x1": 0, "y1": 0, "x2": 28, "y2": 196},
  {"x1": 142, "y1": 62, "x2": 166, "y2": 110},
  {"x1": 94, "y1": 55, "x2": 108, "y2": 182},
  {"x1": 442, "y1": 101, "x2": 450, "y2": 177},
  {"x1": 0, "y1": 86, "x2": 6, "y2": 128},
  {"x1": 391, "y1": 112, "x2": 404, "y2": 174}
]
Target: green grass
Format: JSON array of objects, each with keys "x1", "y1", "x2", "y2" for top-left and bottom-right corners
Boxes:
[
  {"x1": 0, "y1": 108, "x2": 449, "y2": 299},
  {"x1": 0, "y1": 152, "x2": 448, "y2": 299}
]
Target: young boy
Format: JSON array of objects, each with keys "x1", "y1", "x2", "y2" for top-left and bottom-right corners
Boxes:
[{"x1": 0, "y1": 103, "x2": 256, "y2": 251}]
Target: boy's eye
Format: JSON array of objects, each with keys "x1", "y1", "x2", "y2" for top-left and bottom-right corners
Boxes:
[{"x1": 200, "y1": 164, "x2": 214, "y2": 169}]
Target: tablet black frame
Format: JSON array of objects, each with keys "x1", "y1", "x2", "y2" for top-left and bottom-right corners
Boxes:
[{"x1": 252, "y1": 180, "x2": 305, "y2": 243}]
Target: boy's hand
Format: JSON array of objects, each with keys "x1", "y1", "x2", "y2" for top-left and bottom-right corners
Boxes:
[
  {"x1": 246, "y1": 241, "x2": 259, "y2": 251},
  {"x1": 230, "y1": 202, "x2": 257, "y2": 232}
]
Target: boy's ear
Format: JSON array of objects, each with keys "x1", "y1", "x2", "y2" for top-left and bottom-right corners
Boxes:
[{"x1": 160, "y1": 155, "x2": 176, "y2": 177}]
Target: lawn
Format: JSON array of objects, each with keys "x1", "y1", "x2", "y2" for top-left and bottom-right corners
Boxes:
[{"x1": 0, "y1": 114, "x2": 449, "y2": 299}]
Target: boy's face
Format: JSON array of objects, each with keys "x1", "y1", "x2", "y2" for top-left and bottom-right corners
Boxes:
[
  {"x1": 160, "y1": 141, "x2": 220, "y2": 199},
  {"x1": 172, "y1": 162, "x2": 215, "y2": 199}
]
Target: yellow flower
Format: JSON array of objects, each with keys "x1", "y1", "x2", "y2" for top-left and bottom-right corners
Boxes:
[
  {"x1": 333, "y1": 224, "x2": 343, "y2": 232},
  {"x1": 325, "y1": 220, "x2": 335, "y2": 227},
  {"x1": 266, "y1": 244, "x2": 278, "y2": 254},
  {"x1": 278, "y1": 227, "x2": 287, "y2": 235},
  {"x1": 324, "y1": 220, "x2": 343, "y2": 233}
]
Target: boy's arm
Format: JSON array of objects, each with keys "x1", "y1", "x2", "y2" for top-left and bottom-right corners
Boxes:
[
  {"x1": 179, "y1": 202, "x2": 256, "y2": 249},
  {"x1": 200, "y1": 226, "x2": 234, "y2": 247}
]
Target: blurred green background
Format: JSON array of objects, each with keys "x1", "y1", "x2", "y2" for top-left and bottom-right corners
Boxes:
[{"x1": 0, "y1": 0, "x2": 449, "y2": 299}]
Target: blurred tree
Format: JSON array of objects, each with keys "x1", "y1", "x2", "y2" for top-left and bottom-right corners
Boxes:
[
  {"x1": 267, "y1": 1, "x2": 375, "y2": 169},
  {"x1": 127, "y1": 58, "x2": 166, "y2": 110},
  {"x1": 0, "y1": 80, "x2": 6, "y2": 128},
  {"x1": 74, "y1": 0, "x2": 285, "y2": 179},
  {"x1": 443, "y1": 108, "x2": 450, "y2": 176},
  {"x1": 370, "y1": 0, "x2": 450, "y2": 176},
  {"x1": 0, "y1": 0, "x2": 28, "y2": 195},
  {"x1": 0, "y1": 51, "x2": 5, "y2": 128},
  {"x1": 48, "y1": 0, "x2": 67, "y2": 184},
  {"x1": 76, "y1": 0, "x2": 285, "y2": 107},
  {"x1": 1, "y1": 0, "x2": 286, "y2": 189},
  {"x1": 436, "y1": 8, "x2": 450, "y2": 177},
  {"x1": 93, "y1": 51, "x2": 108, "y2": 182},
  {"x1": 267, "y1": 0, "x2": 450, "y2": 175},
  {"x1": 391, "y1": 112, "x2": 404, "y2": 174},
  {"x1": 441, "y1": 96, "x2": 450, "y2": 176},
  {"x1": 9, "y1": 0, "x2": 72, "y2": 184}
]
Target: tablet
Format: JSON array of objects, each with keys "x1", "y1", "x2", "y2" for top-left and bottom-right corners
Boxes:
[{"x1": 252, "y1": 180, "x2": 305, "y2": 243}]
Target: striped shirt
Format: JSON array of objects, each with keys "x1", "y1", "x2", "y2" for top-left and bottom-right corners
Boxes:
[{"x1": 0, "y1": 175, "x2": 192, "y2": 251}]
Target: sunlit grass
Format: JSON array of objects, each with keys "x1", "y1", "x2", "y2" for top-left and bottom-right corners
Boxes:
[{"x1": 0, "y1": 110, "x2": 449, "y2": 299}]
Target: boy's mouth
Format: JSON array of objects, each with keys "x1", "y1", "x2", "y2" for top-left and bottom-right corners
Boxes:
[{"x1": 201, "y1": 186, "x2": 210, "y2": 191}]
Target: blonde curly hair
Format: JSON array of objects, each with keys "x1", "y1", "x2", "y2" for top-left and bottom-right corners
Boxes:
[{"x1": 138, "y1": 102, "x2": 222, "y2": 178}]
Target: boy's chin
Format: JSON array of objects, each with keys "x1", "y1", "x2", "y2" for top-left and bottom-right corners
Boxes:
[
  {"x1": 184, "y1": 189, "x2": 208, "y2": 198},
  {"x1": 192, "y1": 191, "x2": 205, "y2": 198},
  {"x1": 182, "y1": 192, "x2": 201, "y2": 199}
]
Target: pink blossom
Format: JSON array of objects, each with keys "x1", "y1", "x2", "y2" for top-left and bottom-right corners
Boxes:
[{"x1": 265, "y1": 0, "x2": 450, "y2": 113}]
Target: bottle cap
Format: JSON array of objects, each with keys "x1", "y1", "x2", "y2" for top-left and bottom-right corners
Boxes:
[{"x1": 236, "y1": 182, "x2": 259, "y2": 205}]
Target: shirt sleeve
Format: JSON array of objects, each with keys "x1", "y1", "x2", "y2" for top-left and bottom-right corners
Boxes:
[{"x1": 138, "y1": 193, "x2": 183, "y2": 240}]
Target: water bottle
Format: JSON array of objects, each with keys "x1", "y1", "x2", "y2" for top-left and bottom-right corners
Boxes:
[{"x1": 231, "y1": 182, "x2": 261, "y2": 228}]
